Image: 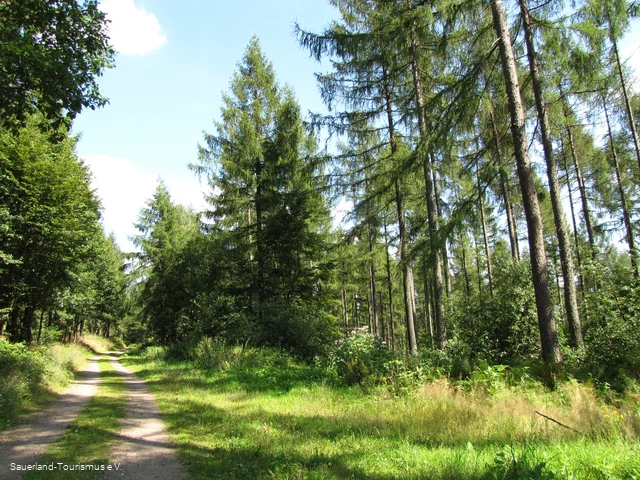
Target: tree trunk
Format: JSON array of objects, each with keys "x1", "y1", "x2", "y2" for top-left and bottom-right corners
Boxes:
[
  {"x1": 383, "y1": 64, "x2": 418, "y2": 355},
  {"x1": 489, "y1": 105, "x2": 520, "y2": 260},
  {"x1": 411, "y1": 38, "x2": 446, "y2": 349},
  {"x1": 383, "y1": 217, "x2": 396, "y2": 351},
  {"x1": 491, "y1": 0, "x2": 562, "y2": 363},
  {"x1": 477, "y1": 158, "x2": 495, "y2": 298},
  {"x1": 37, "y1": 309, "x2": 45, "y2": 345},
  {"x1": 423, "y1": 265, "x2": 435, "y2": 349},
  {"x1": 10, "y1": 303, "x2": 20, "y2": 342},
  {"x1": 519, "y1": 0, "x2": 583, "y2": 348},
  {"x1": 561, "y1": 144, "x2": 586, "y2": 298},
  {"x1": 610, "y1": 26, "x2": 640, "y2": 175},
  {"x1": 562, "y1": 96, "x2": 596, "y2": 257},
  {"x1": 473, "y1": 228, "x2": 483, "y2": 296},
  {"x1": 433, "y1": 169, "x2": 452, "y2": 297},
  {"x1": 604, "y1": 99, "x2": 639, "y2": 277},
  {"x1": 341, "y1": 279, "x2": 349, "y2": 331},
  {"x1": 368, "y1": 220, "x2": 379, "y2": 336}
]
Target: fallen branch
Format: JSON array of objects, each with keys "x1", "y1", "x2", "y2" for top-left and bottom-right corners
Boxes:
[{"x1": 535, "y1": 411, "x2": 580, "y2": 434}]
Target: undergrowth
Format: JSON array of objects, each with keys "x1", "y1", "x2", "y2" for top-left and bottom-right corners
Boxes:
[
  {"x1": 0, "y1": 337, "x2": 91, "y2": 430},
  {"x1": 123, "y1": 343, "x2": 640, "y2": 479}
]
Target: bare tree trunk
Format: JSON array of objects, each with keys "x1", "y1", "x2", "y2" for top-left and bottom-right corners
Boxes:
[
  {"x1": 383, "y1": 64, "x2": 418, "y2": 355},
  {"x1": 489, "y1": 106, "x2": 520, "y2": 260},
  {"x1": 368, "y1": 220, "x2": 379, "y2": 336},
  {"x1": 519, "y1": 0, "x2": 583, "y2": 348},
  {"x1": 378, "y1": 291, "x2": 386, "y2": 343},
  {"x1": 604, "y1": 99, "x2": 639, "y2": 277},
  {"x1": 383, "y1": 217, "x2": 397, "y2": 351},
  {"x1": 562, "y1": 96, "x2": 596, "y2": 256},
  {"x1": 610, "y1": 26, "x2": 640, "y2": 175},
  {"x1": 473, "y1": 228, "x2": 483, "y2": 296},
  {"x1": 460, "y1": 231, "x2": 471, "y2": 299},
  {"x1": 341, "y1": 280, "x2": 349, "y2": 331},
  {"x1": 411, "y1": 38, "x2": 446, "y2": 349},
  {"x1": 433, "y1": 169, "x2": 452, "y2": 296},
  {"x1": 422, "y1": 265, "x2": 435, "y2": 349},
  {"x1": 561, "y1": 144, "x2": 586, "y2": 298},
  {"x1": 491, "y1": 0, "x2": 562, "y2": 363},
  {"x1": 37, "y1": 310, "x2": 45, "y2": 345},
  {"x1": 477, "y1": 158, "x2": 495, "y2": 298}
]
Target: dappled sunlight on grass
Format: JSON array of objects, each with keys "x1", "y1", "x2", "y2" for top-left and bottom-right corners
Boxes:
[{"x1": 123, "y1": 353, "x2": 640, "y2": 479}]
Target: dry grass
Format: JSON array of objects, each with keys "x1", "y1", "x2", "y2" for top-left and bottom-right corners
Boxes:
[{"x1": 81, "y1": 334, "x2": 125, "y2": 354}]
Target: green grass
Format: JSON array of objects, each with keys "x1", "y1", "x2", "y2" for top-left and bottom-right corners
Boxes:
[
  {"x1": 123, "y1": 350, "x2": 640, "y2": 479},
  {"x1": 25, "y1": 356, "x2": 127, "y2": 480},
  {"x1": 0, "y1": 339, "x2": 94, "y2": 430}
]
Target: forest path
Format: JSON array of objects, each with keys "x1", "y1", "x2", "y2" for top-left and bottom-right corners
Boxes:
[
  {"x1": 0, "y1": 355, "x2": 102, "y2": 480},
  {"x1": 103, "y1": 354, "x2": 186, "y2": 479}
]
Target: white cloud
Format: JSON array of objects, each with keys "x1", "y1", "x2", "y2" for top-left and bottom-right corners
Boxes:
[
  {"x1": 100, "y1": 0, "x2": 167, "y2": 56},
  {"x1": 84, "y1": 154, "x2": 206, "y2": 251}
]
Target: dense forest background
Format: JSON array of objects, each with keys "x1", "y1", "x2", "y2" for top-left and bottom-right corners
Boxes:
[{"x1": 2, "y1": 0, "x2": 640, "y2": 391}]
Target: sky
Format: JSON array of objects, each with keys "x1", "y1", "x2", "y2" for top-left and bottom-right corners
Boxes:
[
  {"x1": 73, "y1": 0, "x2": 640, "y2": 252},
  {"x1": 74, "y1": 0, "x2": 339, "y2": 251}
]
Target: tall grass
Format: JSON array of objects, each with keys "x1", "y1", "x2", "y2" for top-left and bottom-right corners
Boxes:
[
  {"x1": 0, "y1": 338, "x2": 92, "y2": 430},
  {"x1": 123, "y1": 346, "x2": 640, "y2": 479}
]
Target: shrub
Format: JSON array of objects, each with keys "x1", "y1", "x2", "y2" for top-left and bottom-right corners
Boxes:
[
  {"x1": 581, "y1": 261, "x2": 640, "y2": 390},
  {"x1": 330, "y1": 329, "x2": 394, "y2": 385},
  {"x1": 193, "y1": 336, "x2": 236, "y2": 370}
]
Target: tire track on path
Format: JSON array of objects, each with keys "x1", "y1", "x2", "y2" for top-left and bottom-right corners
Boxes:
[
  {"x1": 0, "y1": 355, "x2": 102, "y2": 479},
  {"x1": 104, "y1": 354, "x2": 186, "y2": 479}
]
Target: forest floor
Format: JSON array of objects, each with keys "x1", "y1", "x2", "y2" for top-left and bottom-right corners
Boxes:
[{"x1": 0, "y1": 345, "x2": 186, "y2": 480}]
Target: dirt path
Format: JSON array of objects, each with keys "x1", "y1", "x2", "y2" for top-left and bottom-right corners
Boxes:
[
  {"x1": 104, "y1": 355, "x2": 186, "y2": 479},
  {"x1": 0, "y1": 356, "x2": 102, "y2": 480}
]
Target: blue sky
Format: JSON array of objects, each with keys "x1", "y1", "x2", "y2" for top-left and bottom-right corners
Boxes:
[
  {"x1": 74, "y1": 0, "x2": 640, "y2": 252},
  {"x1": 74, "y1": 0, "x2": 339, "y2": 251}
]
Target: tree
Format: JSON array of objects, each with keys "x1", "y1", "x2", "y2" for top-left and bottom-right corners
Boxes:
[
  {"x1": 132, "y1": 182, "x2": 200, "y2": 344},
  {"x1": 192, "y1": 38, "x2": 336, "y2": 356},
  {"x1": 0, "y1": 115, "x2": 103, "y2": 342},
  {"x1": 0, "y1": 0, "x2": 114, "y2": 131},
  {"x1": 517, "y1": 0, "x2": 583, "y2": 347},
  {"x1": 490, "y1": 0, "x2": 562, "y2": 364}
]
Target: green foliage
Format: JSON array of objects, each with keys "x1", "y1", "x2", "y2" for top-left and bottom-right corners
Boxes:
[
  {"x1": 0, "y1": 116, "x2": 122, "y2": 344},
  {"x1": 123, "y1": 349, "x2": 640, "y2": 480},
  {"x1": 330, "y1": 329, "x2": 394, "y2": 385},
  {"x1": 192, "y1": 337, "x2": 236, "y2": 371},
  {"x1": 0, "y1": 338, "x2": 89, "y2": 428},
  {"x1": 453, "y1": 258, "x2": 542, "y2": 364},
  {"x1": 488, "y1": 443, "x2": 553, "y2": 480},
  {"x1": 581, "y1": 258, "x2": 640, "y2": 389},
  {"x1": 0, "y1": 0, "x2": 114, "y2": 131}
]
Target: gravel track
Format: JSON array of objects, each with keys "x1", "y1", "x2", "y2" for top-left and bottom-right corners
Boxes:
[{"x1": 103, "y1": 355, "x2": 186, "y2": 479}]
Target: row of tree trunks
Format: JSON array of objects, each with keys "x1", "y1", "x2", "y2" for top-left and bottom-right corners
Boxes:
[{"x1": 490, "y1": 0, "x2": 562, "y2": 364}]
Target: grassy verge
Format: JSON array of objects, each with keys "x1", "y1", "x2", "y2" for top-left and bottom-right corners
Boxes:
[
  {"x1": 25, "y1": 356, "x2": 127, "y2": 480},
  {"x1": 0, "y1": 338, "x2": 93, "y2": 430},
  {"x1": 0, "y1": 334, "x2": 126, "y2": 431},
  {"x1": 123, "y1": 349, "x2": 640, "y2": 479}
]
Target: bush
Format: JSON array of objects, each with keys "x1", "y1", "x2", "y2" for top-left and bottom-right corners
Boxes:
[
  {"x1": 453, "y1": 258, "x2": 541, "y2": 364},
  {"x1": 193, "y1": 336, "x2": 237, "y2": 371},
  {"x1": 330, "y1": 329, "x2": 394, "y2": 385}
]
